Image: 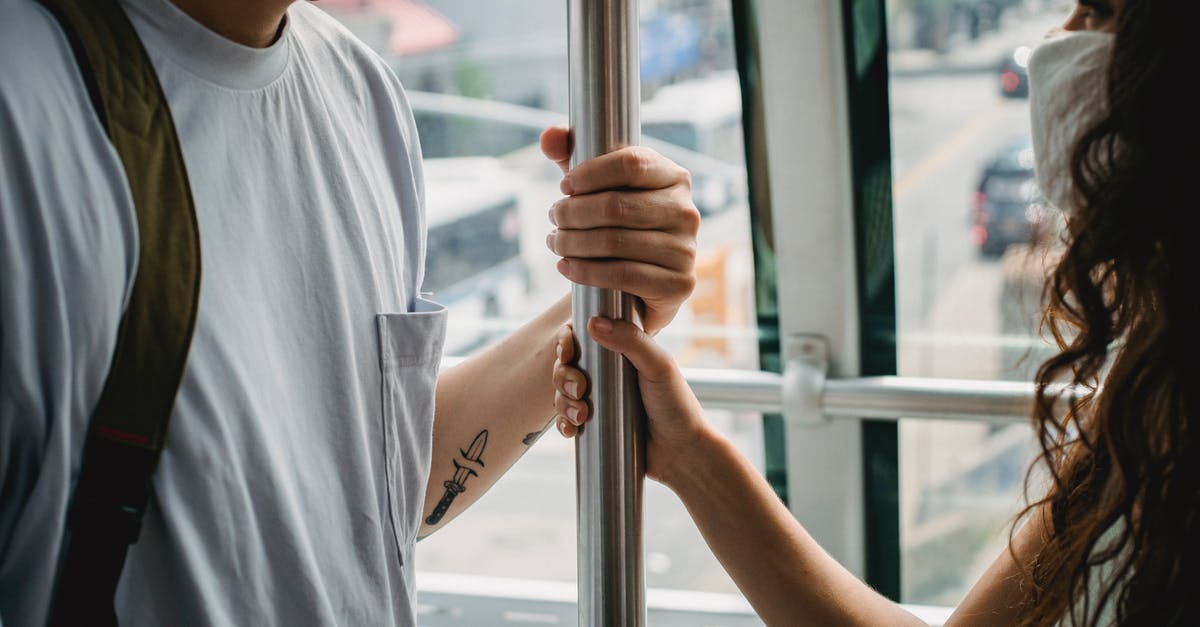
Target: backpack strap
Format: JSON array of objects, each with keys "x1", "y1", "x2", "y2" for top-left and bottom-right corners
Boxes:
[{"x1": 36, "y1": 0, "x2": 202, "y2": 624}]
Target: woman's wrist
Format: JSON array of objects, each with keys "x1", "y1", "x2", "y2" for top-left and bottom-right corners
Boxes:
[{"x1": 657, "y1": 421, "x2": 731, "y2": 494}]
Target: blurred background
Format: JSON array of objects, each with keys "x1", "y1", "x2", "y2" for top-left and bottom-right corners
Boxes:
[{"x1": 315, "y1": 0, "x2": 1070, "y2": 610}]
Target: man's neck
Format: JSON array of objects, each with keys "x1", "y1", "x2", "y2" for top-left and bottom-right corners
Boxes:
[{"x1": 169, "y1": 0, "x2": 293, "y2": 48}]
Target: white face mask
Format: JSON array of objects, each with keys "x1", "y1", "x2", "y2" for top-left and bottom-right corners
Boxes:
[{"x1": 1027, "y1": 30, "x2": 1114, "y2": 213}]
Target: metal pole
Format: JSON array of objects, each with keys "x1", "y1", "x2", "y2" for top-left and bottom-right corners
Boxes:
[{"x1": 568, "y1": 0, "x2": 645, "y2": 625}]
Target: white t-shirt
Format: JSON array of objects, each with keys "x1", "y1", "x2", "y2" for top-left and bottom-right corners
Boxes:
[{"x1": 0, "y1": 0, "x2": 447, "y2": 624}]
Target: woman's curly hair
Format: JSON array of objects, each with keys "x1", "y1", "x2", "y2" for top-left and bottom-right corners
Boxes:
[{"x1": 1014, "y1": 1, "x2": 1199, "y2": 625}]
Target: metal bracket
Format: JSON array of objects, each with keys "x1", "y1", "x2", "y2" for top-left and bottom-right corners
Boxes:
[{"x1": 781, "y1": 334, "x2": 829, "y2": 428}]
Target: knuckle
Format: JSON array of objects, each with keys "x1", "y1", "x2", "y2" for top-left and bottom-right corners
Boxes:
[
  {"x1": 672, "y1": 189, "x2": 701, "y2": 230},
  {"x1": 569, "y1": 260, "x2": 591, "y2": 283},
  {"x1": 676, "y1": 166, "x2": 693, "y2": 188},
  {"x1": 605, "y1": 192, "x2": 630, "y2": 224},
  {"x1": 673, "y1": 272, "x2": 697, "y2": 298},
  {"x1": 555, "y1": 230, "x2": 577, "y2": 256},
  {"x1": 682, "y1": 205, "x2": 701, "y2": 234},
  {"x1": 605, "y1": 229, "x2": 626, "y2": 253},
  {"x1": 553, "y1": 197, "x2": 572, "y2": 224},
  {"x1": 621, "y1": 148, "x2": 652, "y2": 180},
  {"x1": 679, "y1": 240, "x2": 699, "y2": 266},
  {"x1": 614, "y1": 262, "x2": 633, "y2": 288}
]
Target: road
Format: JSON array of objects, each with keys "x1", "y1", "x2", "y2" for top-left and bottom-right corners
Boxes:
[{"x1": 889, "y1": 13, "x2": 1065, "y2": 605}]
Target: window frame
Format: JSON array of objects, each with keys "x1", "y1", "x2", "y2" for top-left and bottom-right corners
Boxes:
[{"x1": 738, "y1": 0, "x2": 901, "y2": 596}]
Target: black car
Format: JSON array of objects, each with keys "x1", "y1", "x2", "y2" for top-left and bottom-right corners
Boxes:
[
  {"x1": 998, "y1": 45, "x2": 1032, "y2": 98},
  {"x1": 971, "y1": 135, "x2": 1049, "y2": 257}
]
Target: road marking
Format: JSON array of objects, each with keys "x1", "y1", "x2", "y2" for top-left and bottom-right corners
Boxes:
[{"x1": 893, "y1": 100, "x2": 1009, "y2": 203}]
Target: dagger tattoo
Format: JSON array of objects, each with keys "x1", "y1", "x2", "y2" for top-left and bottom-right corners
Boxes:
[{"x1": 425, "y1": 429, "x2": 488, "y2": 525}]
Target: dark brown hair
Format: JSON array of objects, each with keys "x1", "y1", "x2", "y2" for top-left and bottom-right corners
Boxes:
[{"x1": 1015, "y1": 1, "x2": 1199, "y2": 625}]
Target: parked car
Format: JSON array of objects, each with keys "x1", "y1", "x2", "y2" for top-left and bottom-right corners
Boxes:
[
  {"x1": 998, "y1": 45, "x2": 1032, "y2": 98},
  {"x1": 971, "y1": 135, "x2": 1050, "y2": 257}
]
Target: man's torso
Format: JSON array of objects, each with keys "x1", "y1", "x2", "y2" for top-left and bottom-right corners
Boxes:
[{"x1": 0, "y1": 0, "x2": 442, "y2": 623}]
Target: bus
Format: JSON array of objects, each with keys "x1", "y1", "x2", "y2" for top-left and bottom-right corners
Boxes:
[
  {"x1": 422, "y1": 157, "x2": 529, "y2": 356},
  {"x1": 641, "y1": 70, "x2": 745, "y2": 166}
]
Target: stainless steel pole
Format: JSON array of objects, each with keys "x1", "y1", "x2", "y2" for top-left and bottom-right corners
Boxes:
[{"x1": 568, "y1": 1, "x2": 645, "y2": 626}]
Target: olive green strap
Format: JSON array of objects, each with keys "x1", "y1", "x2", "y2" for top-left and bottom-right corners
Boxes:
[{"x1": 37, "y1": 0, "x2": 201, "y2": 623}]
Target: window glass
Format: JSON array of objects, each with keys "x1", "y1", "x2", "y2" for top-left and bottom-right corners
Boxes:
[
  {"x1": 318, "y1": 0, "x2": 759, "y2": 599},
  {"x1": 885, "y1": 0, "x2": 1073, "y2": 605}
]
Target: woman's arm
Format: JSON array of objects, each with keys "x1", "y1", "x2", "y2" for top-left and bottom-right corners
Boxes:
[
  {"x1": 672, "y1": 425, "x2": 926, "y2": 627},
  {"x1": 554, "y1": 317, "x2": 1048, "y2": 626},
  {"x1": 554, "y1": 318, "x2": 925, "y2": 627},
  {"x1": 943, "y1": 504, "x2": 1049, "y2": 627}
]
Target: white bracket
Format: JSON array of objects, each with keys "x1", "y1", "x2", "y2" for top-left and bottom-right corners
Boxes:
[{"x1": 781, "y1": 334, "x2": 830, "y2": 428}]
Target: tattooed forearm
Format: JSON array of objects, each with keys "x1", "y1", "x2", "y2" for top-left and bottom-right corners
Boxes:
[{"x1": 425, "y1": 429, "x2": 488, "y2": 525}]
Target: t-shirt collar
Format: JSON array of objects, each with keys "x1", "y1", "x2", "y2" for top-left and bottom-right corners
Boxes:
[{"x1": 120, "y1": 0, "x2": 291, "y2": 90}]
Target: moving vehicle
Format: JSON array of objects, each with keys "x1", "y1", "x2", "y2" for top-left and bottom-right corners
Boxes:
[
  {"x1": 970, "y1": 135, "x2": 1047, "y2": 257},
  {"x1": 998, "y1": 44, "x2": 1032, "y2": 98}
]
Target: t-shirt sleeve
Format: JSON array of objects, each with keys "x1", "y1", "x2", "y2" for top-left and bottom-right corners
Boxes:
[
  {"x1": 360, "y1": 56, "x2": 430, "y2": 310},
  {"x1": 392, "y1": 85, "x2": 429, "y2": 303},
  {"x1": 0, "y1": 7, "x2": 137, "y2": 621},
  {"x1": 0, "y1": 61, "x2": 45, "y2": 500}
]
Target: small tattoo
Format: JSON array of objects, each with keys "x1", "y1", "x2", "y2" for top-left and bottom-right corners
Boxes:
[
  {"x1": 524, "y1": 416, "x2": 557, "y2": 447},
  {"x1": 425, "y1": 429, "x2": 488, "y2": 525}
]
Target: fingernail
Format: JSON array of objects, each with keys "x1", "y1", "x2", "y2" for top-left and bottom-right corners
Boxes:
[
  {"x1": 548, "y1": 205, "x2": 558, "y2": 226},
  {"x1": 556, "y1": 417, "x2": 570, "y2": 437},
  {"x1": 565, "y1": 380, "x2": 578, "y2": 400},
  {"x1": 545, "y1": 231, "x2": 556, "y2": 251},
  {"x1": 556, "y1": 343, "x2": 562, "y2": 359},
  {"x1": 557, "y1": 258, "x2": 571, "y2": 278},
  {"x1": 561, "y1": 177, "x2": 574, "y2": 195},
  {"x1": 566, "y1": 406, "x2": 580, "y2": 423},
  {"x1": 592, "y1": 317, "x2": 613, "y2": 334}
]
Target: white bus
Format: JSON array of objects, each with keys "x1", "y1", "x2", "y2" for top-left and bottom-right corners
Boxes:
[
  {"x1": 422, "y1": 157, "x2": 528, "y2": 356},
  {"x1": 641, "y1": 70, "x2": 745, "y2": 166}
]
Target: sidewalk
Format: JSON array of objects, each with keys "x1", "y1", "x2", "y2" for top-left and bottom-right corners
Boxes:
[{"x1": 889, "y1": 11, "x2": 1063, "y2": 77}]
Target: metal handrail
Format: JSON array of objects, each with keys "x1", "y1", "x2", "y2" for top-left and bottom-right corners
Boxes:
[
  {"x1": 680, "y1": 367, "x2": 784, "y2": 413},
  {"x1": 685, "y1": 368, "x2": 1039, "y2": 424},
  {"x1": 683, "y1": 333, "x2": 1071, "y2": 426},
  {"x1": 440, "y1": 356, "x2": 1050, "y2": 425}
]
